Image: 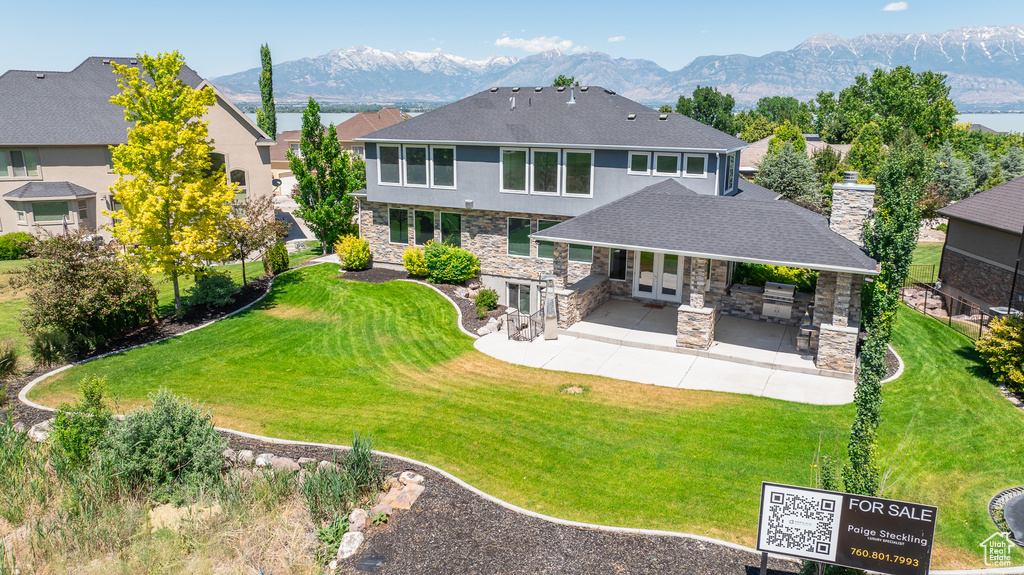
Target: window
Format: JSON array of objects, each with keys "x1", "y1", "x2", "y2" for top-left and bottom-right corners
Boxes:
[
  {"x1": 78, "y1": 200, "x2": 88, "y2": 222},
  {"x1": 379, "y1": 145, "x2": 401, "y2": 185},
  {"x1": 440, "y1": 212, "x2": 461, "y2": 247},
  {"x1": 563, "y1": 150, "x2": 593, "y2": 196},
  {"x1": 628, "y1": 152, "x2": 650, "y2": 175},
  {"x1": 507, "y1": 283, "x2": 531, "y2": 313},
  {"x1": 230, "y1": 169, "x2": 247, "y2": 203},
  {"x1": 507, "y1": 217, "x2": 531, "y2": 256},
  {"x1": 206, "y1": 153, "x2": 226, "y2": 179},
  {"x1": 531, "y1": 150, "x2": 559, "y2": 194},
  {"x1": 404, "y1": 145, "x2": 428, "y2": 186},
  {"x1": 501, "y1": 149, "x2": 527, "y2": 193},
  {"x1": 388, "y1": 208, "x2": 408, "y2": 244},
  {"x1": 683, "y1": 153, "x2": 707, "y2": 177},
  {"x1": 431, "y1": 147, "x2": 455, "y2": 188},
  {"x1": 289, "y1": 143, "x2": 302, "y2": 158},
  {"x1": 609, "y1": 249, "x2": 627, "y2": 281},
  {"x1": 536, "y1": 219, "x2": 558, "y2": 259},
  {"x1": 654, "y1": 153, "x2": 680, "y2": 176},
  {"x1": 110, "y1": 198, "x2": 123, "y2": 226},
  {"x1": 725, "y1": 153, "x2": 737, "y2": 191},
  {"x1": 351, "y1": 146, "x2": 365, "y2": 158},
  {"x1": 104, "y1": 146, "x2": 115, "y2": 171},
  {"x1": 15, "y1": 203, "x2": 26, "y2": 224},
  {"x1": 414, "y1": 210, "x2": 434, "y2": 245},
  {"x1": 0, "y1": 150, "x2": 39, "y2": 178},
  {"x1": 569, "y1": 244, "x2": 593, "y2": 263},
  {"x1": 33, "y1": 201, "x2": 67, "y2": 223}
]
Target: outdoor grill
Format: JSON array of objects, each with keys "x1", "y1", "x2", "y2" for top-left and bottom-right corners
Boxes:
[{"x1": 762, "y1": 281, "x2": 796, "y2": 319}]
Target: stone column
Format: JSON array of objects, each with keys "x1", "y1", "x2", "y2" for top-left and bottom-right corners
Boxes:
[
  {"x1": 677, "y1": 257, "x2": 716, "y2": 350},
  {"x1": 690, "y1": 257, "x2": 708, "y2": 308},
  {"x1": 552, "y1": 242, "x2": 569, "y2": 289},
  {"x1": 707, "y1": 260, "x2": 729, "y2": 307},
  {"x1": 832, "y1": 272, "x2": 852, "y2": 327}
]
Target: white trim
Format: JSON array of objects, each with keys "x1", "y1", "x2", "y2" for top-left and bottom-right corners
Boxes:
[
  {"x1": 506, "y1": 280, "x2": 533, "y2": 314},
  {"x1": 358, "y1": 137, "x2": 747, "y2": 155},
  {"x1": 653, "y1": 152, "x2": 681, "y2": 177},
  {"x1": 562, "y1": 149, "x2": 594, "y2": 198},
  {"x1": 430, "y1": 145, "x2": 457, "y2": 189},
  {"x1": 506, "y1": 216, "x2": 533, "y2": 257},
  {"x1": 682, "y1": 153, "x2": 707, "y2": 178},
  {"x1": 413, "y1": 209, "x2": 435, "y2": 246},
  {"x1": 500, "y1": 147, "x2": 529, "y2": 194},
  {"x1": 377, "y1": 144, "x2": 402, "y2": 186},
  {"x1": 724, "y1": 153, "x2": 737, "y2": 194},
  {"x1": 627, "y1": 151, "x2": 651, "y2": 175},
  {"x1": 632, "y1": 251, "x2": 682, "y2": 303},
  {"x1": 529, "y1": 149, "x2": 561, "y2": 195},
  {"x1": 403, "y1": 144, "x2": 429, "y2": 188},
  {"x1": 388, "y1": 207, "x2": 410, "y2": 245}
]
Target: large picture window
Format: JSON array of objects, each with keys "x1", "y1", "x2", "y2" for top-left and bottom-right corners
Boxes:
[
  {"x1": 388, "y1": 208, "x2": 408, "y2": 244},
  {"x1": 684, "y1": 153, "x2": 707, "y2": 177},
  {"x1": 501, "y1": 149, "x2": 527, "y2": 193},
  {"x1": 507, "y1": 283, "x2": 531, "y2": 313},
  {"x1": 564, "y1": 151, "x2": 593, "y2": 196},
  {"x1": 33, "y1": 201, "x2": 67, "y2": 223},
  {"x1": 507, "y1": 217, "x2": 531, "y2": 256},
  {"x1": 405, "y1": 146, "x2": 428, "y2": 186},
  {"x1": 414, "y1": 210, "x2": 434, "y2": 245},
  {"x1": 569, "y1": 244, "x2": 593, "y2": 263},
  {"x1": 531, "y1": 150, "x2": 559, "y2": 194},
  {"x1": 379, "y1": 145, "x2": 401, "y2": 185},
  {"x1": 654, "y1": 153, "x2": 680, "y2": 176},
  {"x1": 440, "y1": 212, "x2": 461, "y2": 247},
  {"x1": 0, "y1": 150, "x2": 39, "y2": 178},
  {"x1": 432, "y1": 147, "x2": 455, "y2": 188}
]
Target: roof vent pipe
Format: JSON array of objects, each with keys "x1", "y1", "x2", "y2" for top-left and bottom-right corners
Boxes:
[
  {"x1": 510, "y1": 96, "x2": 516, "y2": 111},
  {"x1": 567, "y1": 86, "x2": 575, "y2": 105}
]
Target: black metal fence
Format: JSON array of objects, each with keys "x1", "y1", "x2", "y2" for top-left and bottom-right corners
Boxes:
[
  {"x1": 906, "y1": 263, "x2": 937, "y2": 284},
  {"x1": 900, "y1": 278, "x2": 992, "y2": 341},
  {"x1": 506, "y1": 309, "x2": 543, "y2": 342}
]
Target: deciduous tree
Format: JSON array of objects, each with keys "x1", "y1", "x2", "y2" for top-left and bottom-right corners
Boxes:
[
  {"x1": 256, "y1": 43, "x2": 277, "y2": 138},
  {"x1": 768, "y1": 120, "x2": 807, "y2": 155},
  {"x1": 225, "y1": 193, "x2": 288, "y2": 285},
  {"x1": 108, "y1": 51, "x2": 236, "y2": 313},
  {"x1": 754, "y1": 142, "x2": 817, "y2": 202},
  {"x1": 675, "y1": 86, "x2": 737, "y2": 135},
  {"x1": 553, "y1": 75, "x2": 579, "y2": 87},
  {"x1": 845, "y1": 122, "x2": 884, "y2": 181}
]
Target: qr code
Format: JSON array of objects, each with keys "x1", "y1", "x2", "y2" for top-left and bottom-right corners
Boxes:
[{"x1": 760, "y1": 487, "x2": 841, "y2": 561}]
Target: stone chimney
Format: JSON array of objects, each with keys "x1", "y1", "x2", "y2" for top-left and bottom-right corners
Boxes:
[{"x1": 829, "y1": 171, "x2": 875, "y2": 247}]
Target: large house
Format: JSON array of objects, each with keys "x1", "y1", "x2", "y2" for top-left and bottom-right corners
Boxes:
[
  {"x1": 355, "y1": 86, "x2": 879, "y2": 374},
  {"x1": 269, "y1": 107, "x2": 406, "y2": 176},
  {"x1": 937, "y1": 177, "x2": 1024, "y2": 313},
  {"x1": 0, "y1": 57, "x2": 273, "y2": 240}
]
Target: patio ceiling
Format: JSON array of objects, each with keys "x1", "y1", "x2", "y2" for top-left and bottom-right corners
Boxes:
[{"x1": 531, "y1": 180, "x2": 879, "y2": 275}]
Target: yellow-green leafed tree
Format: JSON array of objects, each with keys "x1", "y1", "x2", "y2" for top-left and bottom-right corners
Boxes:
[{"x1": 107, "y1": 52, "x2": 236, "y2": 312}]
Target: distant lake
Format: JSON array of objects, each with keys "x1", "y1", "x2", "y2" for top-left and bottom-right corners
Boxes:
[
  {"x1": 956, "y1": 113, "x2": 1024, "y2": 134},
  {"x1": 245, "y1": 112, "x2": 356, "y2": 134}
]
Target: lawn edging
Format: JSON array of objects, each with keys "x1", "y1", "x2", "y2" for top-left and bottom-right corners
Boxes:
[
  {"x1": 881, "y1": 343, "x2": 905, "y2": 384},
  {"x1": 395, "y1": 278, "x2": 479, "y2": 340}
]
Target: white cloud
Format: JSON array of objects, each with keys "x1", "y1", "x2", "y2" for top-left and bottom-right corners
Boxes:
[
  {"x1": 882, "y1": 1, "x2": 908, "y2": 11},
  {"x1": 608, "y1": 35, "x2": 626, "y2": 43},
  {"x1": 494, "y1": 36, "x2": 574, "y2": 52},
  {"x1": 572, "y1": 45, "x2": 589, "y2": 53}
]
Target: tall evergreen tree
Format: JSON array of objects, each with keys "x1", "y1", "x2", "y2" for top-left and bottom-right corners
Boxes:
[
  {"x1": 256, "y1": 43, "x2": 277, "y2": 138},
  {"x1": 970, "y1": 145, "x2": 994, "y2": 191},
  {"x1": 754, "y1": 142, "x2": 817, "y2": 202},
  {"x1": 932, "y1": 141, "x2": 974, "y2": 201},
  {"x1": 1002, "y1": 146, "x2": 1024, "y2": 181}
]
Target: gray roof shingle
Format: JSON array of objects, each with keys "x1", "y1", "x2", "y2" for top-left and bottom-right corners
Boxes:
[
  {"x1": 4, "y1": 181, "x2": 97, "y2": 199},
  {"x1": 937, "y1": 176, "x2": 1024, "y2": 235},
  {"x1": 0, "y1": 57, "x2": 204, "y2": 146},
  {"x1": 531, "y1": 180, "x2": 878, "y2": 274},
  {"x1": 359, "y1": 87, "x2": 746, "y2": 152},
  {"x1": 727, "y1": 178, "x2": 781, "y2": 201}
]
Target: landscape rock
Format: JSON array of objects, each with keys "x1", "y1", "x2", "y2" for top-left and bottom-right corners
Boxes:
[
  {"x1": 297, "y1": 457, "x2": 318, "y2": 469},
  {"x1": 318, "y1": 460, "x2": 339, "y2": 473},
  {"x1": 28, "y1": 420, "x2": 52, "y2": 443},
  {"x1": 222, "y1": 448, "x2": 236, "y2": 465},
  {"x1": 381, "y1": 483, "x2": 425, "y2": 510},
  {"x1": 455, "y1": 287, "x2": 469, "y2": 299},
  {"x1": 297, "y1": 469, "x2": 310, "y2": 485},
  {"x1": 270, "y1": 456, "x2": 300, "y2": 472},
  {"x1": 254, "y1": 453, "x2": 274, "y2": 468},
  {"x1": 336, "y1": 531, "x2": 364, "y2": 559},
  {"x1": 329, "y1": 560, "x2": 338, "y2": 571},
  {"x1": 369, "y1": 503, "x2": 393, "y2": 517},
  {"x1": 477, "y1": 325, "x2": 492, "y2": 336},
  {"x1": 237, "y1": 450, "x2": 255, "y2": 466},
  {"x1": 348, "y1": 508, "x2": 368, "y2": 532},
  {"x1": 12, "y1": 422, "x2": 25, "y2": 434},
  {"x1": 399, "y1": 471, "x2": 424, "y2": 485},
  {"x1": 467, "y1": 288, "x2": 479, "y2": 299}
]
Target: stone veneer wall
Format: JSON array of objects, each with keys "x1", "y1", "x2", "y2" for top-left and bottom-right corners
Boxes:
[
  {"x1": 552, "y1": 274, "x2": 611, "y2": 329},
  {"x1": 829, "y1": 184, "x2": 874, "y2": 247},
  {"x1": 816, "y1": 323, "x2": 859, "y2": 373},
  {"x1": 718, "y1": 285, "x2": 814, "y2": 326},
  {"x1": 939, "y1": 247, "x2": 1015, "y2": 309},
  {"x1": 811, "y1": 271, "x2": 864, "y2": 349},
  {"x1": 677, "y1": 305, "x2": 715, "y2": 349},
  {"x1": 359, "y1": 200, "x2": 593, "y2": 284}
]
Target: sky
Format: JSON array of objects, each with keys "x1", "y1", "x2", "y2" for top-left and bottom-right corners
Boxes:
[{"x1": 2, "y1": 0, "x2": 1022, "y2": 79}]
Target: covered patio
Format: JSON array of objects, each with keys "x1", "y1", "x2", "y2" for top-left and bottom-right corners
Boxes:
[{"x1": 530, "y1": 177, "x2": 879, "y2": 377}]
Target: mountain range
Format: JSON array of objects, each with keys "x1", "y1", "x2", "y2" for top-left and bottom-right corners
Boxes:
[{"x1": 211, "y1": 25, "x2": 1024, "y2": 111}]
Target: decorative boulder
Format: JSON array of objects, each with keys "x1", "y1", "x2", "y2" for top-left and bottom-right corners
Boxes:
[
  {"x1": 237, "y1": 450, "x2": 255, "y2": 466},
  {"x1": 254, "y1": 453, "x2": 274, "y2": 468},
  {"x1": 348, "y1": 508, "x2": 368, "y2": 532},
  {"x1": 336, "y1": 531, "x2": 364, "y2": 559},
  {"x1": 270, "y1": 456, "x2": 300, "y2": 472}
]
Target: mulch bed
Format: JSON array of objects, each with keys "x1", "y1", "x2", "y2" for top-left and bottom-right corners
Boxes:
[{"x1": 884, "y1": 347, "x2": 900, "y2": 380}]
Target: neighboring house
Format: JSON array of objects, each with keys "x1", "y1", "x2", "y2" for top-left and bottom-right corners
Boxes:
[
  {"x1": 937, "y1": 177, "x2": 1024, "y2": 312},
  {"x1": 356, "y1": 86, "x2": 879, "y2": 374},
  {"x1": 739, "y1": 134, "x2": 852, "y2": 177},
  {"x1": 269, "y1": 107, "x2": 406, "y2": 177},
  {"x1": 968, "y1": 123, "x2": 1006, "y2": 135},
  {"x1": 0, "y1": 57, "x2": 273, "y2": 241}
]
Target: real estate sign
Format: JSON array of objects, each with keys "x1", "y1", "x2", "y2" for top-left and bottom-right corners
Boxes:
[{"x1": 756, "y1": 482, "x2": 937, "y2": 575}]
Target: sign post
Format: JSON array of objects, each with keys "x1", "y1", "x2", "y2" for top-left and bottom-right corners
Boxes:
[{"x1": 756, "y1": 482, "x2": 937, "y2": 575}]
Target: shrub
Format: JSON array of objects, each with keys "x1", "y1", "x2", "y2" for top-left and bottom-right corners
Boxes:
[
  {"x1": 976, "y1": 315, "x2": 1024, "y2": 393},
  {"x1": 28, "y1": 328, "x2": 75, "y2": 366},
  {"x1": 475, "y1": 287, "x2": 498, "y2": 319},
  {"x1": 302, "y1": 462, "x2": 355, "y2": 525},
  {"x1": 50, "y1": 377, "x2": 114, "y2": 471},
  {"x1": 343, "y1": 433, "x2": 384, "y2": 498},
  {"x1": 402, "y1": 246, "x2": 429, "y2": 277},
  {"x1": 16, "y1": 231, "x2": 156, "y2": 356},
  {"x1": 262, "y1": 242, "x2": 290, "y2": 275},
  {"x1": 731, "y1": 262, "x2": 818, "y2": 294},
  {"x1": 0, "y1": 339, "x2": 17, "y2": 381},
  {"x1": 0, "y1": 232, "x2": 34, "y2": 260},
  {"x1": 335, "y1": 235, "x2": 371, "y2": 270},
  {"x1": 186, "y1": 271, "x2": 237, "y2": 308},
  {"x1": 107, "y1": 388, "x2": 226, "y2": 493},
  {"x1": 423, "y1": 240, "x2": 480, "y2": 284}
]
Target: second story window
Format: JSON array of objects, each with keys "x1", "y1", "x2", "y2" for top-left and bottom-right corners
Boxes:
[
  {"x1": 564, "y1": 150, "x2": 593, "y2": 196},
  {"x1": 0, "y1": 150, "x2": 40, "y2": 178},
  {"x1": 654, "y1": 153, "x2": 680, "y2": 177},
  {"x1": 405, "y1": 145, "x2": 428, "y2": 186},
  {"x1": 379, "y1": 145, "x2": 401, "y2": 185},
  {"x1": 431, "y1": 147, "x2": 455, "y2": 188},
  {"x1": 684, "y1": 154, "x2": 707, "y2": 177},
  {"x1": 501, "y1": 149, "x2": 527, "y2": 193},
  {"x1": 628, "y1": 152, "x2": 650, "y2": 175},
  {"x1": 531, "y1": 150, "x2": 559, "y2": 194}
]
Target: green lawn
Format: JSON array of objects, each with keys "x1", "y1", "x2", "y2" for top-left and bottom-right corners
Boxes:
[
  {"x1": 26, "y1": 263, "x2": 1024, "y2": 568},
  {"x1": 910, "y1": 242, "x2": 944, "y2": 283}
]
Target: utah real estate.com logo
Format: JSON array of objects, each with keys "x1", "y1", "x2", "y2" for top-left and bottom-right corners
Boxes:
[{"x1": 980, "y1": 532, "x2": 1015, "y2": 567}]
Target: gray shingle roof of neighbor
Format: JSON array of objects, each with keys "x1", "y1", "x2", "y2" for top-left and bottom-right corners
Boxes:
[
  {"x1": 531, "y1": 179, "x2": 878, "y2": 274},
  {"x1": 0, "y1": 57, "x2": 204, "y2": 146},
  {"x1": 358, "y1": 87, "x2": 747, "y2": 152},
  {"x1": 938, "y1": 176, "x2": 1024, "y2": 235},
  {"x1": 4, "y1": 181, "x2": 97, "y2": 199}
]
